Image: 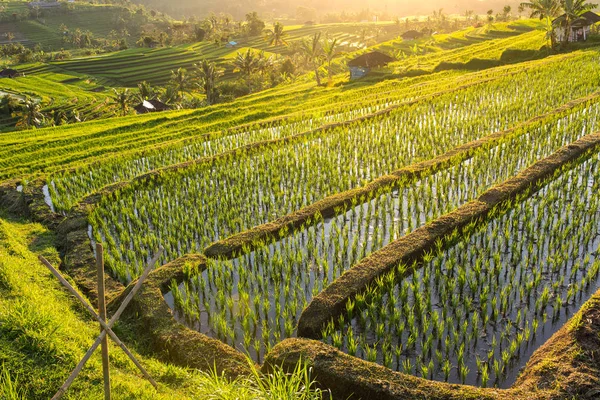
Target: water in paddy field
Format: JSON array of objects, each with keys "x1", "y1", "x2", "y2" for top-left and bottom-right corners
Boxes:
[
  {"x1": 42, "y1": 184, "x2": 55, "y2": 213},
  {"x1": 330, "y1": 155, "x2": 600, "y2": 388},
  {"x1": 162, "y1": 125, "x2": 600, "y2": 372},
  {"x1": 164, "y1": 190, "x2": 407, "y2": 362}
]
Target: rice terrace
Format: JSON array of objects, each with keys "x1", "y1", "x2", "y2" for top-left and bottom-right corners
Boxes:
[{"x1": 2, "y1": 0, "x2": 600, "y2": 398}]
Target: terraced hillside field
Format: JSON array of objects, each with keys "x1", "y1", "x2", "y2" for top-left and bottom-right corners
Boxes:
[
  {"x1": 33, "y1": 22, "x2": 397, "y2": 87},
  {"x1": 2, "y1": 35, "x2": 600, "y2": 399}
]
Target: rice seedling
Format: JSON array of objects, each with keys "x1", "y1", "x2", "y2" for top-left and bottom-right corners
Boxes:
[{"x1": 327, "y1": 150, "x2": 600, "y2": 387}]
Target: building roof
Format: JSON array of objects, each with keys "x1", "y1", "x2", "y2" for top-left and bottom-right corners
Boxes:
[
  {"x1": 401, "y1": 30, "x2": 423, "y2": 40},
  {"x1": 134, "y1": 99, "x2": 169, "y2": 114},
  {"x1": 348, "y1": 52, "x2": 394, "y2": 68},
  {"x1": 0, "y1": 68, "x2": 19, "y2": 77},
  {"x1": 553, "y1": 11, "x2": 600, "y2": 27}
]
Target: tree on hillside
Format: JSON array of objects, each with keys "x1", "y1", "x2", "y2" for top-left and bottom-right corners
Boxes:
[
  {"x1": 255, "y1": 51, "x2": 274, "y2": 76},
  {"x1": 0, "y1": 95, "x2": 20, "y2": 115},
  {"x1": 554, "y1": 0, "x2": 597, "y2": 44},
  {"x1": 487, "y1": 9, "x2": 495, "y2": 25},
  {"x1": 246, "y1": 12, "x2": 265, "y2": 36},
  {"x1": 520, "y1": 0, "x2": 562, "y2": 47},
  {"x1": 170, "y1": 68, "x2": 190, "y2": 99},
  {"x1": 194, "y1": 60, "x2": 222, "y2": 105},
  {"x1": 322, "y1": 37, "x2": 340, "y2": 85},
  {"x1": 464, "y1": 10, "x2": 474, "y2": 22},
  {"x1": 137, "y1": 81, "x2": 156, "y2": 101},
  {"x1": 501, "y1": 5, "x2": 513, "y2": 21},
  {"x1": 301, "y1": 32, "x2": 323, "y2": 86},
  {"x1": 160, "y1": 86, "x2": 181, "y2": 106},
  {"x1": 264, "y1": 22, "x2": 288, "y2": 46},
  {"x1": 14, "y1": 98, "x2": 44, "y2": 129},
  {"x1": 232, "y1": 49, "x2": 260, "y2": 78},
  {"x1": 109, "y1": 88, "x2": 132, "y2": 116},
  {"x1": 50, "y1": 109, "x2": 67, "y2": 126}
]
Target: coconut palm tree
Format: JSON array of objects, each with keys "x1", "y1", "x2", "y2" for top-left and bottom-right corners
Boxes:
[
  {"x1": 520, "y1": 0, "x2": 562, "y2": 47},
  {"x1": 14, "y1": 98, "x2": 44, "y2": 129},
  {"x1": 50, "y1": 109, "x2": 67, "y2": 126},
  {"x1": 0, "y1": 95, "x2": 19, "y2": 115},
  {"x1": 264, "y1": 22, "x2": 288, "y2": 46},
  {"x1": 160, "y1": 86, "x2": 180, "y2": 106},
  {"x1": 137, "y1": 81, "x2": 155, "y2": 101},
  {"x1": 170, "y1": 68, "x2": 190, "y2": 99},
  {"x1": 232, "y1": 48, "x2": 260, "y2": 78},
  {"x1": 109, "y1": 88, "x2": 131, "y2": 116},
  {"x1": 256, "y1": 51, "x2": 274, "y2": 76},
  {"x1": 322, "y1": 37, "x2": 340, "y2": 84},
  {"x1": 194, "y1": 60, "x2": 222, "y2": 105},
  {"x1": 554, "y1": 0, "x2": 597, "y2": 44},
  {"x1": 302, "y1": 32, "x2": 323, "y2": 86}
]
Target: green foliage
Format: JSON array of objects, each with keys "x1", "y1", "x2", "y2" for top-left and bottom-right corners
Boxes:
[{"x1": 0, "y1": 364, "x2": 27, "y2": 400}]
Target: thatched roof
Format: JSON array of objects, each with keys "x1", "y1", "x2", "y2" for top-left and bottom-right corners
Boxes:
[
  {"x1": 0, "y1": 68, "x2": 19, "y2": 78},
  {"x1": 401, "y1": 30, "x2": 423, "y2": 40},
  {"x1": 553, "y1": 11, "x2": 600, "y2": 27},
  {"x1": 348, "y1": 52, "x2": 394, "y2": 68}
]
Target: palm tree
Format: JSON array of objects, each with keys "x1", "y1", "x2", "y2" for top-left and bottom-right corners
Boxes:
[
  {"x1": 160, "y1": 86, "x2": 180, "y2": 106},
  {"x1": 554, "y1": 0, "x2": 596, "y2": 44},
  {"x1": 14, "y1": 98, "x2": 44, "y2": 129},
  {"x1": 322, "y1": 37, "x2": 339, "y2": 84},
  {"x1": 50, "y1": 109, "x2": 67, "y2": 126},
  {"x1": 232, "y1": 49, "x2": 260, "y2": 78},
  {"x1": 264, "y1": 22, "x2": 288, "y2": 46},
  {"x1": 194, "y1": 60, "x2": 222, "y2": 105},
  {"x1": 137, "y1": 81, "x2": 155, "y2": 101},
  {"x1": 109, "y1": 88, "x2": 131, "y2": 116},
  {"x1": 170, "y1": 68, "x2": 189, "y2": 98},
  {"x1": 256, "y1": 51, "x2": 274, "y2": 76},
  {"x1": 520, "y1": 0, "x2": 562, "y2": 47},
  {"x1": 302, "y1": 32, "x2": 323, "y2": 86},
  {"x1": 0, "y1": 95, "x2": 19, "y2": 115},
  {"x1": 464, "y1": 10, "x2": 474, "y2": 22}
]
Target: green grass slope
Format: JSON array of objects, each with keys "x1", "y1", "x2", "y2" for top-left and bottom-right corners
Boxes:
[{"x1": 0, "y1": 211, "x2": 325, "y2": 399}]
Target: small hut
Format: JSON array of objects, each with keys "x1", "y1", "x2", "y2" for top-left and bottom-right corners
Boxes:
[
  {"x1": 0, "y1": 68, "x2": 20, "y2": 78},
  {"x1": 553, "y1": 11, "x2": 600, "y2": 42},
  {"x1": 134, "y1": 99, "x2": 170, "y2": 114},
  {"x1": 347, "y1": 51, "x2": 394, "y2": 80},
  {"x1": 401, "y1": 30, "x2": 423, "y2": 41}
]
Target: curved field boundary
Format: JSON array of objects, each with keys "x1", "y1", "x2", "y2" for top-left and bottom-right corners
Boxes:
[
  {"x1": 108, "y1": 255, "x2": 252, "y2": 379},
  {"x1": 296, "y1": 131, "x2": 600, "y2": 339},
  {"x1": 7, "y1": 50, "x2": 574, "y2": 183},
  {"x1": 0, "y1": 70, "x2": 524, "y2": 296},
  {"x1": 265, "y1": 287, "x2": 600, "y2": 399},
  {"x1": 204, "y1": 91, "x2": 600, "y2": 258},
  {"x1": 59, "y1": 68, "x2": 534, "y2": 208},
  {"x1": 6, "y1": 89, "x2": 599, "y2": 298}
]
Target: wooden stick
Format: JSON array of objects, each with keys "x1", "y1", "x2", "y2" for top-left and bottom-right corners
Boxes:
[
  {"x1": 40, "y1": 246, "x2": 164, "y2": 399},
  {"x1": 97, "y1": 243, "x2": 111, "y2": 400}
]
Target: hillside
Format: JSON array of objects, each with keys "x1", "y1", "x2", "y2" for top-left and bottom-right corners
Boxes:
[
  {"x1": 0, "y1": 20, "x2": 554, "y2": 132},
  {"x1": 0, "y1": 1, "x2": 171, "y2": 50},
  {"x1": 2, "y1": 8, "x2": 600, "y2": 400},
  {"x1": 130, "y1": 0, "x2": 524, "y2": 20}
]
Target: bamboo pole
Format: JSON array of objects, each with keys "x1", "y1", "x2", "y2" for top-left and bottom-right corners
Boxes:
[
  {"x1": 97, "y1": 243, "x2": 111, "y2": 400},
  {"x1": 40, "y1": 246, "x2": 163, "y2": 399}
]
